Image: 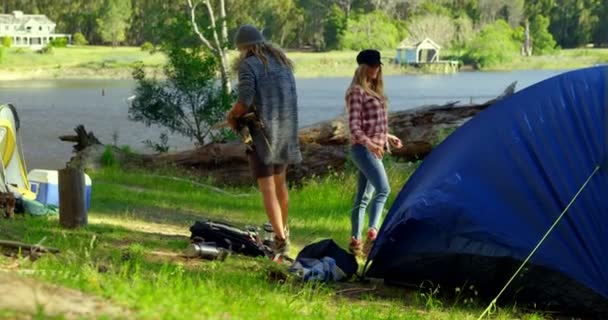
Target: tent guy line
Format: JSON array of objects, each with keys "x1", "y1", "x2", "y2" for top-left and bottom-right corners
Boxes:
[{"x1": 478, "y1": 165, "x2": 601, "y2": 320}]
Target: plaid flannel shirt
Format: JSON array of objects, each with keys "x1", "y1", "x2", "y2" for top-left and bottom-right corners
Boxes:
[{"x1": 346, "y1": 86, "x2": 388, "y2": 147}]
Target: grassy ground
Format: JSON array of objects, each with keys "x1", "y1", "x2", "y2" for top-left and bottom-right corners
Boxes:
[
  {"x1": 0, "y1": 161, "x2": 549, "y2": 319},
  {"x1": 1, "y1": 46, "x2": 607, "y2": 81},
  {"x1": 0, "y1": 46, "x2": 166, "y2": 80},
  {"x1": 483, "y1": 48, "x2": 608, "y2": 71}
]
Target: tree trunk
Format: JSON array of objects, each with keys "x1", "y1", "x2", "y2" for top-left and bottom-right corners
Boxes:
[
  {"x1": 218, "y1": 50, "x2": 231, "y2": 94},
  {"x1": 142, "y1": 82, "x2": 517, "y2": 185},
  {"x1": 59, "y1": 168, "x2": 88, "y2": 229},
  {"x1": 522, "y1": 19, "x2": 532, "y2": 56},
  {"x1": 187, "y1": 0, "x2": 231, "y2": 94}
]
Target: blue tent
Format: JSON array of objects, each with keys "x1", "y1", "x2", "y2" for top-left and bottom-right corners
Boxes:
[{"x1": 366, "y1": 66, "x2": 608, "y2": 315}]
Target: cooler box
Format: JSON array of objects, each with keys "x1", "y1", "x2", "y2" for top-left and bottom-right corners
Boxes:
[{"x1": 28, "y1": 169, "x2": 92, "y2": 209}]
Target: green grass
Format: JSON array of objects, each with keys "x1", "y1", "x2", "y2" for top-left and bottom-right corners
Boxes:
[
  {"x1": 0, "y1": 163, "x2": 550, "y2": 319},
  {"x1": 0, "y1": 46, "x2": 166, "y2": 80},
  {"x1": 1, "y1": 46, "x2": 607, "y2": 80},
  {"x1": 484, "y1": 48, "x2": 608, "y2": 71}
]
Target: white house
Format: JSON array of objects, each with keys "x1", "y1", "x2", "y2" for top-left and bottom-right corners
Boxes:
[{"x1": 0, "y1": 11, "x2": 71, "y2": 48}]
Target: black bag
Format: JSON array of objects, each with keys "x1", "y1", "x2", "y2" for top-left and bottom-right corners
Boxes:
[
  {"x1": 189, "y1": 220, "x2": 267, "y2": 257},
  {"x1": 295, "y1": 239, "x2": 359, "y2": 279}
]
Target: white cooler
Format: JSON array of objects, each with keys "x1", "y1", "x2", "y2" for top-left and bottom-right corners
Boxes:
[{"x1": 28, "y1": 169, "x2": 92, "y2": 209}]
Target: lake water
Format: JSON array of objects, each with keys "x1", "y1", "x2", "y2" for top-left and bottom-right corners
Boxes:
[{"x1": 0, "y1": 69, "x2": 567, "y2": 169}]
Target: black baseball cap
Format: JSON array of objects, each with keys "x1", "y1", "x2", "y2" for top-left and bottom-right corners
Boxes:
[{"x1": 356, "y1": 49, "x2": 383, "y2": 66}]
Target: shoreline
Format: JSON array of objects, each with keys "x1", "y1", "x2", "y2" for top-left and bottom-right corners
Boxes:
[
  {"x1": 0, "y1": 46, "x2": 605, "y2": 81},
  {"x1": 0, "y1": 65, "x2": 580, "y2": 82}
]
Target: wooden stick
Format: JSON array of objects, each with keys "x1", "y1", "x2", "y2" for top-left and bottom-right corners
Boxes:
[
  {"x1": 335, "y1": 287, "x2": 377, "y2": 295},
  {"x1": 0, "y1": 240, "x2": 59, "y2": 253}
]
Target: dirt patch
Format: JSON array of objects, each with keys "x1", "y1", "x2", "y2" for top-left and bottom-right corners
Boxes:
[{"x1": 0, "y1": 272, "x2": 131, "y2": 319}]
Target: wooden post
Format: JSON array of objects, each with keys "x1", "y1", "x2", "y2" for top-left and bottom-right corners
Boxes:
[{"x1": 58, "y1": 168, "x2": 87, "y2": 228}]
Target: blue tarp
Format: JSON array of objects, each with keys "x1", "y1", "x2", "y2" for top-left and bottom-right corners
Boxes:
[{"x1": 367, "y1": 66, "x2": 608, "y2": 307}]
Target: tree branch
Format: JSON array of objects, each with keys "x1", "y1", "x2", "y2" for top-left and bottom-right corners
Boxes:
[
  {"x1": 203, "y1": 0, "x2": 223, "y2": 53},
  {"x1": 187, "y1": 0, "x2": 216, "y2": 53},
  {"x1": 220, "y1": 0, "x2": 228, "y2": 46}
]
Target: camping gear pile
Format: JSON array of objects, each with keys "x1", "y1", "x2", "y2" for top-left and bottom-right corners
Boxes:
[
  {"x1": 187, "y1": 220, "x2": 358, "y2": 282},
  {"x1": 0, "y1": 103, "x2": 93, "y2": 218}
]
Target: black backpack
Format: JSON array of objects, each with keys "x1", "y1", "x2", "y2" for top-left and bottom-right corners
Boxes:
[{"x1": 189, "y1": 220, "x2": 268, "y2": 257}]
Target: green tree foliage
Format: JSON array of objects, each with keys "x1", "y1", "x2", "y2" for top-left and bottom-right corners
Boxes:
[
  {"x1": 453, "y1": 15, "x2": 475, "y2": 49},
  {"x1": 225, "y1": 0, "x2": 302, "y2": 48},
  {"x1": 1, "y1": 0, "x2": 608, "y2": 50},
  {"x1": 479, "y1": 0, "x2": 524, "y2": 26},
  {"x1": 1, "y1": 36, "x2": 11, "y2": 48},
  {"x1": 324, "y1": 4, "x2": 347, "y2": 50},
  {"x1": 97, "y1": 0, "x2": 132, "y2": 47},
  {"x1": 340, "y1": 11, "x2": 400, "y2": 50},
  {"x1": 73, "y1": 32, "x2": 88, "y2": 46},
  {"x1": 407, "y1": 13, "x2": 456, "y2": 48},
  {"x1": 548, "y1": 0, "x2": 600, "y2": 48},
  {"x1": 593, "y1": 2, "x2": 608, "y2": 46},
  {"x1": 530, "y1": 15, "x2": 557, "y2": 54},
  {"x1": 466, "y1": 19, "x2": 521, "y2": 68},
  {"x1": 129, "y1": 18, "x2": 233, "y2": 146}
]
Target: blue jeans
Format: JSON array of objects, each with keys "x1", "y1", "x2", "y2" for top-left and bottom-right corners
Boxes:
[{"x1": 350, "y1": 144, "x2": 391, "y2": 240}]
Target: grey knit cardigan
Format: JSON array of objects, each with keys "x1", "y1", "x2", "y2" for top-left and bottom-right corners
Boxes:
[{"x1": 237, "y1": 54, "x2": 302, "y2": 165}]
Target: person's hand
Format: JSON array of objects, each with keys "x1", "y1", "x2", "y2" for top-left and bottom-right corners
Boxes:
[
  {"x1": 226, "y1": 111, "x2": 238, "y2": 130},
  {"x1": 366, "y1": 141, "x2": 384, "y2": 159},
  {"x1": 388, "y1": 134, "x2": 403, "y2": 149}
]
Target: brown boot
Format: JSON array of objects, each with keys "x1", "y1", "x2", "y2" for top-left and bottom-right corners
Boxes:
[
  {"x1": 271, "y1": 236, "x2": 292, "y2": 263},
  {"x1": 363, "y1": 228, "x2": 378, "y2": 257},
  {"x1": 349, "y1": 237, "x2": 363, "y2": 257}
]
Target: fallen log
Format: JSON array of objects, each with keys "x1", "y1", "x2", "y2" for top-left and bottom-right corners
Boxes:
[{"x1": 142, "y1": 82, "x2": 517, "y2": 185}]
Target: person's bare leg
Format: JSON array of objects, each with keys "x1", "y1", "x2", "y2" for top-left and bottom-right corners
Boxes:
[
  {"x1": 258, "y1": 176, "x2": 286, "y2": 240},
  {"x1": 274, "y1": 171, "x2": 289, "y2": 231}
]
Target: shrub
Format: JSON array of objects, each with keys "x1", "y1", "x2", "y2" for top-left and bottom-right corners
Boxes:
[
  {"x1": 100, "y1": 146, "x2": 117, "y2": 167},
  {"x1": 466, "y1": 20, "x2": 520, "y2": 69},
  {"x1": 38, "y1": 45, "x2": 54, "y2": 55},
  {"x1": 130, "y1": 48, "x2": 233, "y2": 146},
  {"x1": 73, "y1": 32, "x2": 88, "y2": 46},
  {"x1": 340, "y1": 11, "x2": 400, "y2": 50},
  {"x1": 141, "y1": 41, "x2": 154, "y2": 52},
  {"x1": 2, "y1": 37, "x2": 11, "y2": 48},
  {"x1": 50, "y1": 37, "x2": 68, "y2": 48}
]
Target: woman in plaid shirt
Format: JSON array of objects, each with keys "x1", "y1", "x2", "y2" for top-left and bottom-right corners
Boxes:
[{"x1": 345, "y1": 49, "x2": 402, "y2": 257}]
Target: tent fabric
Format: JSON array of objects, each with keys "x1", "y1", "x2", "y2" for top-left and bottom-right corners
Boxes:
[
  {"x1": 0, "y1": 104, "x2": 34, "y2": 200},
  {"x1": 366, "y1": 66, "x2": 608, "y2": 313}
]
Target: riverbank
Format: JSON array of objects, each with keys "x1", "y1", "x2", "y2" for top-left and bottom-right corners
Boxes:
[
  {"x1": 0, "y1": 164, "x2": 547, "y2": 319},
  {"x1": 0, "y1": 46, "x2": 606, "y2": 80}
]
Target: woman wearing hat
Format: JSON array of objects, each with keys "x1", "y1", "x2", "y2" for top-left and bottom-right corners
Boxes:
[
  {"x1": 345, "y1": 49, "x2": 402, "y2": 257},
  {"x1": 227, "y1": 25, "x2": 301, "y2": 260}
]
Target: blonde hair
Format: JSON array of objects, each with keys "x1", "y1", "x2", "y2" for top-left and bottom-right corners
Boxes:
[
  {"x1": 232, "y1": 42, "x2": 294, "y2": 74},
  {"x1": 345, "y1": 64, "x2": 386, "y2": 109}
]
